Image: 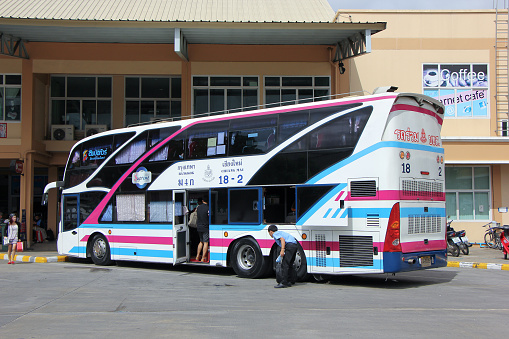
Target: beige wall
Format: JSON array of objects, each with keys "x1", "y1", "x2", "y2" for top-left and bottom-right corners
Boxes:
[{"x1": 345, "y1": 10, "x2": 496, "y2": 138}]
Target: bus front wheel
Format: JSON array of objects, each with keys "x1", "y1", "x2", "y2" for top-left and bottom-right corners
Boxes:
[
  {"x1": 231, "y1": 237, "x2": 266, "y2": 279},
  {"x1": 90, "y1": 234, "x2": 113, "y2": 266}
]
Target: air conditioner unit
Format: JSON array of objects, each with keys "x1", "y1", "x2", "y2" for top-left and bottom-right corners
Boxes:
[
  {"x1": 85, "y1": 124, "x2": 108, "y2": 137},
  {"x1": 51, "y1": 125, "x2": 75, "y2": 141}
]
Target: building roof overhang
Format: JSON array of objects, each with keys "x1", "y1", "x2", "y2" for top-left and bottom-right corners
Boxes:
[{"x1": 0, "y1": 18, "x2": 386, "y2": 60}]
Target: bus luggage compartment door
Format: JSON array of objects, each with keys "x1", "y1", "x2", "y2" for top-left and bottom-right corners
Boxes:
[
  {"x1": 173, "y1": 190, "x2": 188, "y2": 264},
  {"x1": 333, "y1": 231, "x2": 382, "y2": 273}
]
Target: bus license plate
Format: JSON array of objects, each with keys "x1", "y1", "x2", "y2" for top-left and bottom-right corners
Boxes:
[{"x1": 420, "y1": 256, "x2": 431, "y2": 267}]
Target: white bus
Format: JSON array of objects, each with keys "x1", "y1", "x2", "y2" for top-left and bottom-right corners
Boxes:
[{"x1": 44, "y1": 90, "x2": 447, "y2": 280}]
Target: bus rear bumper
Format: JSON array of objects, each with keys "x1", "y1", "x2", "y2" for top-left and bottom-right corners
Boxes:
[{"x1": 383, "y1": 250, "x2": 447, "y2": 273}]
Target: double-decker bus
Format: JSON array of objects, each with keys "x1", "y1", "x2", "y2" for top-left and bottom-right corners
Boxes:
[{"x1": 44, "y1": 90, "x2": 447, "y2": 280}]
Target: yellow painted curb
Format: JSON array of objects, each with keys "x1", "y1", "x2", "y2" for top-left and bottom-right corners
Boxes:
[
  {"x1": 1, "y1": 253, "x2": 68, "y2": 263},
  {"x1": 448, "y1": 261, "x2": 509, "y2": 271}
]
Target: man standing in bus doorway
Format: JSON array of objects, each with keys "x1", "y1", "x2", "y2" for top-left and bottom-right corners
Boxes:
[
  {"x1": 195, "y1": 198, "x2": 209, "y2": 262},
  {"x1": 268, "y1": 225, "x2": 298, "y2": 288}
]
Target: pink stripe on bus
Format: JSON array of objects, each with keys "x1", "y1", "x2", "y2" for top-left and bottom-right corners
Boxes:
[
  {"x1": 106, "y1": 235, "x2": 173, "y2": 245},
  {"x1": 345, "y1": 190, "x2": 445, "y2": 201},
  {"x1": 335, "y1": 191, "x2": 345, "y2": 201},
  {"x1": 85, "y1": 94, "x2": 398, "y2": 225},
  {"x1": 390, "y1": 104, "x2": 443, "y2": 125},
  {"x1": 401, "y1": 239, "x2": 446, "y2": 252}
]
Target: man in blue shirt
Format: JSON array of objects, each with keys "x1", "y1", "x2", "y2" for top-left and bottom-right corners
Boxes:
[{"x1": 268, "y1": 225, "x2": 298, "y2": 288}]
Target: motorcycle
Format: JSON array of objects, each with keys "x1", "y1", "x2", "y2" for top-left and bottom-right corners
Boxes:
[
  {"x1": 500, "y1": 225, "x2": 509, "y2": 260},
  {"x1": 447, "y1": 220, "x2": 470, "y2": 255}
]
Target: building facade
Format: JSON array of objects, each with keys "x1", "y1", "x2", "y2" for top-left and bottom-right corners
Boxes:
[{"x1": 0, "y1": 1, "x2": 505, "y2": 244}]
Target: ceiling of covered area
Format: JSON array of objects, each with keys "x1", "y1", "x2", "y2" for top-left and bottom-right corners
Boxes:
[{"x1": 0, "y1": 22, "x2": 385, "y2": 45}]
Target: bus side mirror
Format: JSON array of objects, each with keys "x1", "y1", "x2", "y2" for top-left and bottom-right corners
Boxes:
[{"x1": 41, "y1": 193, "x2": 48, "y2": 206}]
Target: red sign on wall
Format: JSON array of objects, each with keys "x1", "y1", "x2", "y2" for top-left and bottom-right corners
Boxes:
[{"x1": 15, "y1": 160, "x2": 23, "y2": 174}]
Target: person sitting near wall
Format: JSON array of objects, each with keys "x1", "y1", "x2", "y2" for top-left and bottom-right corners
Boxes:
[{"x1": 33, "y1": 214, "x2": 48, "y2": 243}]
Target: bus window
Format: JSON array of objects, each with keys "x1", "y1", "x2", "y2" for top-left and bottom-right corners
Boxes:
[
  {"x1": 277, "y1": 111, "x2": 309, "y2": 149},
  {"x1": 80, "y1": 192, "x2": 107, "y2": 224},
  {"x1": 114, "y1": 132, "x2": 135, "y2": 150},
  {"x1": 149, "y1": 135, "x2": 185, "y2": 162},
  {"x1": 148, "y1": 127, "x2": 180, "y2": 162},
  {"x1": 229, "y1": 115, "x2": 278, "y2": 156},
  {"x1": 63, "y1": 195, "x2": 78, "y2": 231},
  {"x1": 116, "y1": 193, "x2": 146, "y2": 222},
  {"x1": 263, "y1": 186, "x2": 296, "y2": 224},
  {"x1": 309, "y1": 107, "x2": 371, "y2": 150},
  {"x1": 229, "y1": 188, "x2": 260, "y2": 224},
  {"x1": 249, "y1": 152, "x2": 307, "y2": 185},
  {"x1": 148, "y1": 191, "x2": 173, "y2": 223},
  {"x1": 186, "y1": 121, "x2": 229, "y2": 159},
  {"x1": 115, "y1": 132, "x2": 148, "y2": 165},
  {"x1": 308, "y1": 103, "x2": 362, "y2": 124},
  {"x1": 100, "y1": 203, "x2": 113, "y2": 222},
  {"x1": 296, "y1": 185, "x2": 334, "y2": 220},
  {"x1": 210, "y1": 188, "x2": 228, "y2": 224}
]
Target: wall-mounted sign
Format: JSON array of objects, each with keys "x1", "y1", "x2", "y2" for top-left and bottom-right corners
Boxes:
[
  {"x1": 15, "y1": 160, "x2": 23, "y2": 174},
  {"x1": 0, "y1": 123, "x2": 6, "y2": 138},
  {"x1": 423, "y1": 63, "x2": 489, "y2": 118}
]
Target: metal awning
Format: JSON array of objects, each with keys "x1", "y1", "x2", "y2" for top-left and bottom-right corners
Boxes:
[{"x1": 0, "y1": 20, "x2": 386, "y2": 60}]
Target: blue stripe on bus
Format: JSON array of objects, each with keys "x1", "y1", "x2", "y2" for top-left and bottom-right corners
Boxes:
[
  {"x1": 400, "y1": 207, "x2": 446, "y2": 217},
  {"x1": 210, "y1": 252, "x2": 226, "y2": 261},
  {"x1": 348, "y1": 208, "x2": 392, "y2": 218},
  {"x1": 307, "y1": 141, "x2": 444, "y2": 184},
  {"x1": 340, "y1": 209, "x2": 348, "y2": 218},
  {"x1": 297, "y1": 183, "x2": 347, "y2": 225},
  {"x1": 306, "y1": 257, "x2": 382, "y2": 269},
  {"x1": 69, "y1": 246, "x2": 173, "y2": 258},
  {"x1": 79, "y1": 223, "x2": 172, "y2": 230},
  {"x1": 323, "y1": 208, "x2": 332, "y2": 218},
  {"x1": 331, "y1": 209, "x2": 342, "y2": 218}
]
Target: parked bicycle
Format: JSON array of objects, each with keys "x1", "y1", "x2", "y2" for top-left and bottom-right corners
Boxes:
[{"x1": 483, "y1": 222, "x2": 503, "y2": 250}]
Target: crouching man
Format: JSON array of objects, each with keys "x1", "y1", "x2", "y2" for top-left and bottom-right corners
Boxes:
[{"x1": 268, "y1": 225, "x2": 298, "y2": 288}]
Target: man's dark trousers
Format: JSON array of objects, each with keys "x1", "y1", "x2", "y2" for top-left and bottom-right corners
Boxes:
[{"x1": 281, "y1": 242, "x2": 298, "y2": 285}]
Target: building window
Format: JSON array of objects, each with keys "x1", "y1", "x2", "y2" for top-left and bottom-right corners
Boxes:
[
  {"x1": 50, "y1": 76, "x2": 112, "y2": 130},
  {"x1": 0, "y1": 74, "x2": 22, "y2": 121},
  {"x1": 264, "y1": 76, "x2": 330, "y2": 108},
  {"x1": 445, "y1": 166, "x2": 490, "y2": 220},
  {"x1": 125, "y1": 77, "x2": 181, "y2": 126},
  {"x1": 422, "y1": 64, "x2": 489, "y2": 118},
  {"x1": 192, "y1": 76, "x2": 259, "y2": 116}
]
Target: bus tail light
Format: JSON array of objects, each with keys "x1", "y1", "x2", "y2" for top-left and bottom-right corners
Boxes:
[{"x1": 384, "y1": 202, "x2": 401, "y2": 252}]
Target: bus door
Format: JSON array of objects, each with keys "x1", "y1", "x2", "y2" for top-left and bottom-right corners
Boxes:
[
  {"x1": 173, "y1": 190, "x2": 188, "y2": 264},
  {"x1": 60, "y1": 194, "x2": 83, "y2": 255}
]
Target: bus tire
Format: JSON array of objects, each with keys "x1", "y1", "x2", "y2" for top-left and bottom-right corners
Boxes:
[
  {"x1": 294, "y1": 243, "x2": 309, "y2": 282},
  {"x1": 231, "y1": 237, "x2": 266, "y2": 279},
  {"x1": 90, "y1": 234, "x2": 113, "y2": 266}
]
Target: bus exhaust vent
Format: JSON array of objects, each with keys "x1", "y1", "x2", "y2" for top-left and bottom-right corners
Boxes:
[
  {"x1": 401, "y1": 179, "x2": 443, "y2": 199},
  {"x1": 315, "y1": 234, "x2": 327, "y2": 267},
  {"x1": 350, "y1": 180, "x2": 377, "y2": 197},
  {"x1": 366, "y1": 214, "x2": 379, "y2": 227},
  {"x1": 339, "y1": 235, "x2": 374, "y2": 267},
  {"x1": 408, "y1": 214, "x2": 441, "y2": 234}
]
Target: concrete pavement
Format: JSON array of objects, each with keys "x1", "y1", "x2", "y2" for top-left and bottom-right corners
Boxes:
[{"x1": 1, "y1": 241, "x2": 508, "y2": 270}]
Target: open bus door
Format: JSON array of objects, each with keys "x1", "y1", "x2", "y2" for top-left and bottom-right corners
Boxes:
[{"x1": 173, "y1": 190, "x2": 188, "y2": 264}]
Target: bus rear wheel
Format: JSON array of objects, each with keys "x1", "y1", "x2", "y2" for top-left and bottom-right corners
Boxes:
[
  {"x1": 231, "y1": 237, "x2": 266, "y2": 279},
  {"x1": 90, "y1": 234, "x2": 113, "y2": 266}
]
